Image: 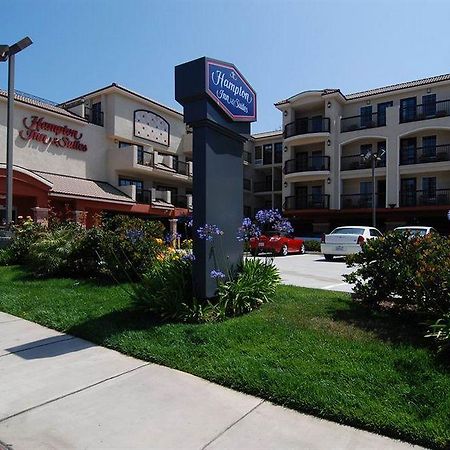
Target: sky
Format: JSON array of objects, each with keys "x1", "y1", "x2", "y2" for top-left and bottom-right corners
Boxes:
[{"x1": 2, "y1": 0, "x2": 450, "y2": 133}]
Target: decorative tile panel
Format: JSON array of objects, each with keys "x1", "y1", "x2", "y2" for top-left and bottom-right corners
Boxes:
[{"x1": 134, "y1": 110, "x2": 170, "y2": 146}]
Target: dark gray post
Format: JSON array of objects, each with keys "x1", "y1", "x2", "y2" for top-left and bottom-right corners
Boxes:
[
  {"x1": 175, "y1": 57, "x2": 256, "y2": 298},
  {"x1": 6, "y1": 53, "x2": 15, "y2": 226}
]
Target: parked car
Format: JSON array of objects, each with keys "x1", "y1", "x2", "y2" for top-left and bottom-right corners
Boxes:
[
  {"x1": 394, "y1": 226, "x2": 437, "y2": 236},
  {"x1": 250, "y1": 231, "x2": 305, "y2": 256},
  {"x1": 320, "y1": 226, "x2": 382, "y2": 261}
]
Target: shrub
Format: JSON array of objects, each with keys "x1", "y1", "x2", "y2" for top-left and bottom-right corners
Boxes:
[
  {"x1": 345, "y1": 232, "x2": 450, "y2": 314},
  {"x1": 100, "y1": 215, "x2": 165, "y2": 280},
  {"x1": 304, "y1": 240, "x2": 321, "y2": 252},
  {"x1": 132, "y1": 254, "x2": 195, "y2": 321},
  {"x1": 216, "y1": 257, "x2": 281, "y2": 317}
]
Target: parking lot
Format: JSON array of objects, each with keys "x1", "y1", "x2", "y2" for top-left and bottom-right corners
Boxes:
[{"x1": 270, "y1": 253, "x2": 355, "y2": 292}]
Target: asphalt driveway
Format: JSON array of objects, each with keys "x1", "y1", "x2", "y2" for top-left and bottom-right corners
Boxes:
[{"x1": 270, "y1": 253, "x2": 355, "y2": 292}]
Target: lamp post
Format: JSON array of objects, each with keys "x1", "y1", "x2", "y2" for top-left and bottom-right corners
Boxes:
[
  {"x1": 361, "y1": 146, "x2": 385, "y2": 228},
  {"x1": 0, "y1": 37, "x2": 33, "y2": 227}
]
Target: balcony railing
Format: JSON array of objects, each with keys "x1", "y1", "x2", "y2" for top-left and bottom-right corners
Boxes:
[
  {"x1": 173, "y1": 194, "x2": 192, "y2": 209},
  {"x1": 341, "y1": 154, "x2": 386, "y2": 171},
  {"x1": 284, "y1": 194, "x2": 330, "y2": 210},
  {"x1": 341, "y1": 112, "x2": 384, "y2": 132},
  {"x1": 284, "y1": 156, "x2": 330, "y2": 174},
  {"x1": 284, "y1": 117, "x2": 330, "y2": 139},
  {"x1": 400, "y1": 189, "x2": 450, "y2": 207},
  {"x1": 341, "y1": 193, "x2": 386, "y2": 209},
  {"x1": 243, "y1": 178, "x2": 251, "y2": 191},
  {"x1": 136, "y1": 150, "x2": 191, "y2": 176},
  {"x1": 136, "y1": 189, "x2": 153, "y2": 205},
  {"x1": 400, "y1": 99, "x2": 450, "y2": 123},
  {"x1": 400, "y1": 144, "x2": 450, "y2": 165}
]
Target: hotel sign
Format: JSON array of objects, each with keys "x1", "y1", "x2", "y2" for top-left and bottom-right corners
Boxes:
[
  {"x1": 206, "y1": 60, "x2": 256, "y2": 122},
  {"x1": 19, "y1": 116, "x2": 88, "y2": 152}
]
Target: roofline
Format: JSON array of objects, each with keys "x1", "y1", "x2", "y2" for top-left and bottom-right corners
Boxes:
[
  {"x1": 59, "y1": 83, "x2": 183, "y2": 117},
  {"x1": 0, "y1": 92, "x2": 87, "y2": 123},
  {"x1": 250, "y1": 130, "x2": 283, "y2": 140}
]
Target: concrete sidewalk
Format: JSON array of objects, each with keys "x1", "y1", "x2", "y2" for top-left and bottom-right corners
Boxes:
[{"x1": 0, "y1": 311, "x2": 424, "y2": 450}]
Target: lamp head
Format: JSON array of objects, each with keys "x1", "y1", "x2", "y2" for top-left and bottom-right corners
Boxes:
[
  {"x1": 9, "y1": 37, "x2": 32, "y2": 56},
  {"x1": 0, "y1": 44, "x2": 9, "y2": 62}
]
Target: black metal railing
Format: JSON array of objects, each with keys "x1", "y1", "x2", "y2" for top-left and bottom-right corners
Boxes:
[
  {"x1": 136, "y1": 189, "x2": 153, "y2": 205},
  {"x1": 341, "y1": 154, "x2": 386, "y2": 171},
  {"x1": 243, "y1": 178, "x2": 251, "y2": 191},
  {"x1": 253, "y1": 181, "x2": 273, "y2": 193},
  {"x1": 400, "y1": 99, "x2": 450, "y2": 123},
  {"x1": 137, "y1": 149, "x2": 154, "y2": 166},
  {"x1": 400, "y1": 144, "x2": 450, "y2": 165},
  {"x1": 284, "y1": 156, "x2": 330, "y2": 174},
  {"x1": 174, "y1": 160, "x2": 192, "y2": 176},
  {"x1": 284, "y1": 194, "x2": 330, "y2": 210},
  {"x1": 284, "y1": 117, "x2": 330, "y2": 138},
  {"x1": 341, "y1": 112, "x2": 384, "y2": 132},
  {"x1": 173, "y1": 194, "x2": 192, "y2": 209},
  {"x1": 400, "y1": 189, "x2": 450, "y2": 207},
  {"x1": 84, "y1": 106, "x2": 104, "y2": 127},
  {"x1": 341, "y1": 193, "x2": 386, "y2": 209}
]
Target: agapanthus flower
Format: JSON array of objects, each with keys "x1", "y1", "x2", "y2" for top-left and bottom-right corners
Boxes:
[
  {"x1": 273, "y1": 219, "x2": 294, "y2": 235},
  {"x1": 182, "y1": 253, "x2": 195, "y2": 262},
  {"x1": 255, "y1": 209, "x2": 282, "y2": 224},
  {"x1": 164, "y1": 232, "x2": 182, "y2": 244},
  {"x1": 210, "y1": 270, "x2": 226, "y2": 279},
  {"x1": 197, "y1": 224, "x2": 223, "y2": 241},
  {"x1": 236, "y1": 217, "x2": 261, "y2": 242},
  {"x1": 126, "y1": 229, "x2": 144, "y2": 244}
]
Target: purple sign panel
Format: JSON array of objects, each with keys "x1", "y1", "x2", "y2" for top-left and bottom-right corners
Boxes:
[{"x1": 206, "y1": 60, "x2": 256, "y2": 122}]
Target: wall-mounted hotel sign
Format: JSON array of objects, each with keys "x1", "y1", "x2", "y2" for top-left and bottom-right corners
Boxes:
[
  {"x1": 206, "y1": 60, "x2": 256, "y2": 122},
  {"x1": 19, "y1": 116, "x2": 88, "y2": 152}
]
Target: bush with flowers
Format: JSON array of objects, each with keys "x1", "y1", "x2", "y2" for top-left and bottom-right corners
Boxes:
[{"x1": 344, "y1": 231, "x2": 450, "y2": 352}]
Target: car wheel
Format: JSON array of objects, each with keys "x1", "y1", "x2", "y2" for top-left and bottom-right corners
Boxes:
[
  {"x1": 280, "y1": 245, "x2": 288, "y2": 256},
  {"x1": 324, "y1": 254, "x2": 334, "y2": 261},
  {"x1": 299, "y1": 243, "x2": 305, "y2": 254}
]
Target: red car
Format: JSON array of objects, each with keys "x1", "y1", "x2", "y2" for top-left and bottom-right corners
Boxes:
[{"x1": 250, "y1": 231, "x2": 305, "y2": 256}]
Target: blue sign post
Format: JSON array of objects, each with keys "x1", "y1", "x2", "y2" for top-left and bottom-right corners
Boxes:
[{"x1": 175, "y1": 57, "x2": 257, "y2": 299}]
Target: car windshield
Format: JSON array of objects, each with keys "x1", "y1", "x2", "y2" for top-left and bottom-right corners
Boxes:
[{"x1": 331, "y1": 227, "x2": 365, "y2": 235}]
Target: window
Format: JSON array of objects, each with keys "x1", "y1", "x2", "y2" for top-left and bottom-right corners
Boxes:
[
  {"x1": 311, "y1": 151, "x2": 323, "y2": 170},
  {"x1": 377, "y1": 101, "x2": 393, "y2": 126},
  {"x1": 422, "y1": 94, "x2": 436, "y2": 117},
  {"x1": 422, "y1": 177, "x2": 436, "y2": 195},
  {"x1": 263, "y1": 144, "x2": 272, "y2": 165},
  {"x1": 400, "y1": 97, "x2": 417, "y2": 122},
  {"x1": 118, "y1": 141, "x2": 130, "y2": 148},
  {"x1": 401, "y1": 178, "x2": 417, "y2": 206},
  {"x1": 254, "y1": 146, "x2": 262, "y2": 165},
  {"x1": 422, "y1": 136, "x2": 437, "y2": 157},
  {"x1": 370, "y1": 229, "x2": 382, "y2": 237},
  {"x1": 360, "y1": 181, "x2": 372, "y2": 208},
  {"x1": 119, "y1": 177, "x2": 143, "y2": 191},
  {"x1": 311, "y1": 115, "x2": 323, "y2": 132},
  {"x1": 91, "y1": 102, "x2": 103, "y2": 126},
  {"x1": 400, "y1": 138, "x2": 417, "y2": 165},
  {"x1": 360, "y1": 144, "x2": 372, "y2": 168},
  {"x1": 274, "y1": 142, "x2": 282, "y2": 164},
  {"x1": 360, "y1": 106, "x2": 373, "y2": 128}
]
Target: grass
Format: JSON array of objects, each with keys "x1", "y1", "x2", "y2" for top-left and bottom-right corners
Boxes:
[{"x1": 0, "y1": 265, "x2": 449, "y2": 449}]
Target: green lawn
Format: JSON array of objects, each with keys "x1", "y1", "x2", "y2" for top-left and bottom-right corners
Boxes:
[{"x1": 0, "y1": 265, "x2": 449, "y2": 449}]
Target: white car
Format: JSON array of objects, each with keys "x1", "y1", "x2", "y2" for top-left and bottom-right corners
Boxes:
[
  {"x1": 394, "y1": 226, "x2": 437, "y2": 236},
  {"x1": 321, "y1": 226, "x2": 382, "y2": 261}
]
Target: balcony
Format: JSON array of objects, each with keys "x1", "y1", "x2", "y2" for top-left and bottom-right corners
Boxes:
[
  {"x1": 341, "y1": 112, "x2": 384, "y2": 133},
  {"x1": 284, "y1": 194, "x2": 330, "y2": 210},
  {"x1": 173, "y1": 194, "x2": 193, "y2": 210},
  {"x1": 400, "y1": 189, "x2": 450, "y2": 207},
  {"x1": 341, "y1": 193, "x2": 385, "y2": 209},
  {"x1": 284, "y1": 156, "x2": 330, "y2": 174},
  {"x1": 400, "y1": 144, "x2": 450, "y2": 165},
  {"x1": 400, "y1": 99, "x2": 450, "y2": 123},
  {"x1": 284, "y1": 117, "x2": 330, "y2": 139},
  {"x1": 136, "y1": 149, "x2": 192, "y2": 177},
  {"x1": 341, "y1": 154, "x2": 386, "y2": 171}
]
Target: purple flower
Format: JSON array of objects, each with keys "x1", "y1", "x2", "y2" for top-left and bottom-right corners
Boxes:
[
  {"x1": 255, "y1": 209, "x2": 282, "y2": 225},
  {"x1": 197, "y1": 224, "x2": 223, "y2": 241},
  {"x1": 126, "y1": 229, "x2": 144, "y2": 244},
  {"x1": 164, "y1": 232, "x2": 181, "y2": 244},
  {"x1": 236, "y1": 217, "x2": 261, "y2": 242},
  {"x1": 182, "y1": 253, "x2": 195, "y2": 262},
  {"x1": 273, "y1": 219, "x2": 294, "y2": 235},
  {"x1": 210, "y1": 270, "x2": 226, "y2": 279},
  {"x1": 187, "y1": 217, "x2": 193, "y2": 228}
]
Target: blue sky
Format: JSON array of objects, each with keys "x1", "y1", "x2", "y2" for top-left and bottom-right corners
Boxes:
[{"x1": 2, "y1": 0, "x2": 450, "y2": 133}]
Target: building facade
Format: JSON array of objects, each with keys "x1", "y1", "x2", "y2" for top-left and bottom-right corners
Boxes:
[
  {"x1": 2, "y1": 73, "x2": 450, "y2": 235},
  {"x1": 275, "y1": 74, "x2": 450, "y2": 234}
]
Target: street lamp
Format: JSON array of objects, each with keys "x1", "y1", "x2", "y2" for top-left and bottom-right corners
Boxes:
[
  {"x1": 361, "y1": 146, "x2": 385, "y2": 228},
  {"x1": 1, "y1": 36, "x2": 33, "y2": 227}
]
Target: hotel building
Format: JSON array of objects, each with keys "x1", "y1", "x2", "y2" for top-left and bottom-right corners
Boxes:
[{"x1": 2, "y1": 73, "x2": 450, "y2": 234}]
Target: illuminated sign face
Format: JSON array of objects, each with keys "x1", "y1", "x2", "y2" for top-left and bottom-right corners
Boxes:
[
  {"x1": 19, "y1": 116, "x2": 87, "y2": 152},
  {"x1": 206, "y1": 60, "x2": 256, "y2": 122}
]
